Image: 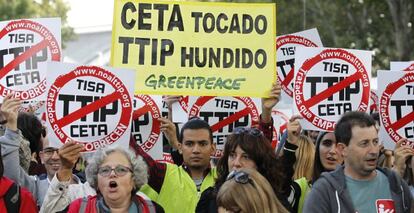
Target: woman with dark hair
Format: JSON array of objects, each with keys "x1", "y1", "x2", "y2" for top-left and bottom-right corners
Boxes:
[
  {"x1": 196, "y1": 126, "x2": 299, "y2": 212},
  {"x1": 292, "y1": 131, "x2": 344, "y2": 212},
  {"x1": 312, "y1": 131, "x2": 343, "y2": 182}
]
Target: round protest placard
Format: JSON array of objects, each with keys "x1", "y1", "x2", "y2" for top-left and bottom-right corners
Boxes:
[
  {"x1": 379, "y1": 71, "x2": 414, "y2": 145},
  {"x1": 0, "y1": 19, "x2": 60, "y2": 100},
  {"x1": 188, "y1": 96, "x2": 260, "y2": 157},
  {"x1": 131, "y1": 95, "x2": 161, "y2": 153},
  {"x1": 294, "y1": 48, "x2": 370, "y2": 131},
  {"x1": 404, "y1": 64, "x2": 414, "y2": 71},
  {"x1": 46, "y1": 65, "x2": 132, "y2": 151},
  {"x1": 271, "y1": 109, "x2": 289, "y2": 149},
  {"x1": 277, "y1": 34, "x2": 318, "y2": 97}
]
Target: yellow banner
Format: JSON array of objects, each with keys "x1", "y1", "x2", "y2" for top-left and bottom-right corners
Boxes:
[{"x1": 111, "y1": 0, "x2": 276, "y2": 97}]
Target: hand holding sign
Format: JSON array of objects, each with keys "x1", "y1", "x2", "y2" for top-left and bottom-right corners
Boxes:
[
  {"x1": 392, "y1": 138, "x2": 414, "y2": 177},
  {"x1": 0, "y1": 93, "x2": 21, "y2": 131},
  {"x1": 261, "y1": 81, "x2": 282, "y2": 123},
  {"x1": 56, "y1": 140, "x2": 84, "y2": 181},
  {"x1": 162, "y1": 96, "x2": 182, "y2": 108},
  {"x1": 287, "y1": 115, "x2": 302, "y2": 146},
  {"x1": 159, "y1": 117, "x2": 179, "y2": 150}
]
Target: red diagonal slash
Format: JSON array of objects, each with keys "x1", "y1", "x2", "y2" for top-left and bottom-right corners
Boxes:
[
  {"x1": 55, "y1": 91, "x2": 121, "y2": 128},
  {"x1": 0, "y1": 39, "x2": 48, "y2": 80},
  {"x1": 303, "y1": 72, "x2": 361, "y2": 108},
  {"x1": 281, "y1": 67, "x2": 294, "y2": 88},
  {"x1": 389, "y1": 111, "x2": 414, "y2": 131},
  {"x1": 132, "y1": 105, "x2": 151, "y2": 120},
  {"x1": 211, "y1": 107, "x2": 250, "y2": 132}
]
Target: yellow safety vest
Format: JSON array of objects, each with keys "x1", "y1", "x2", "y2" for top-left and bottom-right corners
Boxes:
[
  {"x1": 295, "y1": 177, "x2": 311, "y2": 213},
  {"x1": 141, "y1": 164, "x2": 217, "y2": 213}
]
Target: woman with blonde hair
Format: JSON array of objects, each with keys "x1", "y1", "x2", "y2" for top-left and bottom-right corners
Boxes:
[
  {"x1": 293, "y1": 135, "x2": 315, "y2": 181},
  {"x1": 216, "y1": 168, "x2": 288, "y2": 213}
]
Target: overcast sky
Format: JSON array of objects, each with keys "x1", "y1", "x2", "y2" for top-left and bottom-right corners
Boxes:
[{"x1": 66, "y1": 0, "x2": 113, "y2": 33}]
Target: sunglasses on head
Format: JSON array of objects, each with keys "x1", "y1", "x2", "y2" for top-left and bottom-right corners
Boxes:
[
  {"x1": 226, "y1": 170, "x2": 253, "y2": 185},
  {"x1": 233, "y1": 127, "x2": 263, "y2": 137}
]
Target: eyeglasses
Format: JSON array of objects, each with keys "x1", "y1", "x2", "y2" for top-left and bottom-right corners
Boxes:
[
  {"x1": 226, "y1": 170, "x2": 252, "y2": 185},
  {"x1": 41, "y1": 147, "x2": 59, "y2": 158},
  {"x1": 233, "y1": 127, "x2": 263, "y2": 137},
  {"x1": 98, "y1": 165, "x2": 133, "y2": 177}
]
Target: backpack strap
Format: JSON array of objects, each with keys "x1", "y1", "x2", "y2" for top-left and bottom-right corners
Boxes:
[
  {"x1": 136, "y1": 195, "x2": 157, "y2": 213},
  {"x1": 79, "y1": 196, "x2": 89, "y2": 213},
  {"x1": 4, "y1": 182, "x2": 20, "y2": 213}
]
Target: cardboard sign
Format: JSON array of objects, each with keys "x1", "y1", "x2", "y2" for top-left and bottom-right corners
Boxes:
[
  {"x1": 0, "y1": 18, "x2": 61, "y2": 101},
  {"x1": 131, "y1": 95, "x2": 163, "y2": 160},
  {"x1": 370, "y1": 90, "x2": 379, "y2": 113},
  {"x1": 46, "y1": 62, "x2": 135, "y2": 152},
  {"x1": 188, "y1": 96, "x2": 261, "y2": 157},
  {"x1": 276, "y1": 28, "x2": 323, "y2": 103},
  {"x1": 390, "y1": 61, "x2": 414, "y2": 71},
  {"x1": 111, "y1": 0, "x2": 276, "y2": 97},
  {"x1": 293, "y1": 47, "x2": 371, "y2": 131},
  {"x1": 378, "y1": 70, "x2": 414, "y2": 149}
]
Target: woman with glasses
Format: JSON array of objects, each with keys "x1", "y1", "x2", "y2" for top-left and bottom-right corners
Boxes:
[
  {"x1": 67, "y1": 146, "x2": 164, "y2": 213},
  {"x1": 217, "y1": 168, "x2": 288, "y2": 213}
]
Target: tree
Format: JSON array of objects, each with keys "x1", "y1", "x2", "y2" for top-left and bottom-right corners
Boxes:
[
  {"x1": 0, "y1": 0, "x2": 75, "y2": 47},
  {"x1": 199, "y1": 0, "x2": 414, "y2": 76}
]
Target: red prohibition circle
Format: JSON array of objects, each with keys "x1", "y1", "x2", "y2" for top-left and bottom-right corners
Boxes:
[
  {"x1": 276, "y1": 35, "x2": 318, "y2": 97},
  {"x1": 189, "y1": 96, "x2": 260, "y2": 126},
  {"x1": 379, "y1": 72, "x2": 414, "y2": 144},
  {"x1": 294, "y1": 49, "x2": 370, "y2": 131},
  {"x1": 403, "y1": 64, "x2": 414, "y2": 71},
  {"x1": 133, "y1": 95, "x2": 161, "y2": 151},
  {"x1": 47, "y1": 66, "x2": 132, "y2": 151},
  {"x1": 0, "y1": 19, "x2": 61, "y2": 100},
  {"x1": 189, "y1": 96, "x2": 260, "y2": 157},
  {"x1": 370, "y1": 90, "x2": 379, "y2": 112},
  {"x1": 271, "y1": 109, "x2": 289, "y2": 148}
]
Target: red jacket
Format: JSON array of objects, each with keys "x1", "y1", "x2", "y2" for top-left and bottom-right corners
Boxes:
[{"x1": 0, "y1": 176, "x2": 37, "y2": 213}]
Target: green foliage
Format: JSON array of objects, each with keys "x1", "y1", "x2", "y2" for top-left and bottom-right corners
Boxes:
[
  {"x1": 0, "y1": 0, "x2": 75, "y2": 47},
  {"x1": 200, "y1": 0, "x2": 414, "y2": 76}
]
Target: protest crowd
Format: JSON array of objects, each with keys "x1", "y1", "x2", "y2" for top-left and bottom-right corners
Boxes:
[{"x1": 1, "y1": 1, "x2": 414, "y2": 213}]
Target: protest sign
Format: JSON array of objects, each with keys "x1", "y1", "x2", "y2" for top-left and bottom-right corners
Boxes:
[
  {"x1": 0, "y1": 18, "x2": 61, "y2": 101},
  {"x1": 111, "y1": 0, "x2": 276, "y2": 97},
  {"x1": 370, "y1": 90, "x2": 378, "y2": 113},
  {"x1": 276, "y1": 28, "x2": 323, "y2": 103},
  {"x1": 390, "y1": 61, "x2": 414, "y2": 71},
  {"x1": 378, "y1": 70, "x2": 414, "y2": 149},
  {"x1": 271, "y1": 108, "x2": 291, "y2": 149},
  {"x1": 188, "y1": 96, "x2": 261, "y2": 157},
  {"x1": 293, "y1": 47, "x2": 371, "y2": 131},
  {"x1": 131, "y1": 95, "x2": 163, "y2": 160},
  {"x1": 171, "y1": 96, "x2": 189, "y2": 123},
  {"x1": 46, "y1": 62, "x2": 135, "y2": 152},
  {"x1": 20, "y1": 100, "x2": 46, "y2": 123}
]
